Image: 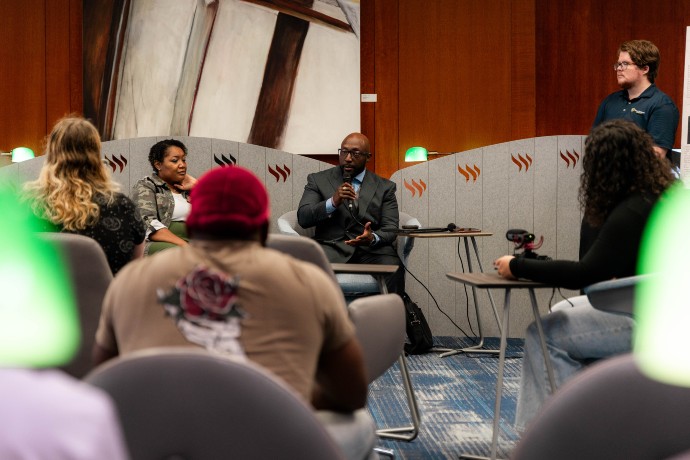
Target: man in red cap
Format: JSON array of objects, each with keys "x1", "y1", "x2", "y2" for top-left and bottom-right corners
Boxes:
[{"x1": 94, "y1": 165, "x2": 374, "y2": 459}]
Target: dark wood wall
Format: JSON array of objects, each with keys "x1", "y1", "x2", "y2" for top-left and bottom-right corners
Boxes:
[
  {"x1": 362, "y1": 0, "x2": 690, "y2": 178},
  {"x1": 0, "y1": 0, "x2": 82, "y2": 156},
  {"x1": 1, "y1": 0, "x2": 689, "y2": 179},
  {"x1": 535, "y1": 0, "x2": 689, "y2": 140}
]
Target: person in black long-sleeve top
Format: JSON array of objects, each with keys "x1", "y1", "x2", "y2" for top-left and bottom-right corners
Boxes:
[{"x1": 494, "y1": 119, "x2": 675, "y2": 431}]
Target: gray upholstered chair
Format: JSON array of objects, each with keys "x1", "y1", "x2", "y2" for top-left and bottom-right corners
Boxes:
[
  {"x1": 276, "y1": 210, "x2": 420, "y2": 299},
  {"x1": 265, "y1": 233, "x2": 338, "y2": 285},
  {"x1": 37, "y1": 232, "x2": 113, "y2": 378},
  {"x1": 267, "y1": 235, "x2": 421, "y2": 444},
  {"x1": 349, "y1": 294, "x2": 407, "y2": 383},
  {"x1": 584, "y1": 274, "x2": 652, "y2": 316},
  {"x1": 85, "y1": 348, "x2": 346, "y2": 460},
  {"x1": 511, "y1": 353, "x2": 690, "y2": 460},
  {"x1": 349, "y1": 294, "x2": 420, "y2": 445}
]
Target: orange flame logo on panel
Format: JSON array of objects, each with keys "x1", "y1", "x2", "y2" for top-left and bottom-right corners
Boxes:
[
  {"x1": 457, "y1": 164, "x2": 481, "y2": 182},
  {"x1": 403, "y1": 179, "x2": 427, "y2": 197},
  {"x1": 559, "y1": 150, "x2": 580, "y2": 168},
  {"x1": 511, "y1": 153, "x2": 533, "y2": 172},
  {"x1": 104, "y1": 154, "x2": 128, "y2": 173},
  {"x1": 268, "y1": 164, "x2": 291, "y2": 182}
]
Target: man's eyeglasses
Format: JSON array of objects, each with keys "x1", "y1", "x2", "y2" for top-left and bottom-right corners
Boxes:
[
  {"x1": 613, "y1": 61, "x2": 636, "y2": 71},
  {"x1": 338, "y1": 149, "x2": 368, "y2": 160}
]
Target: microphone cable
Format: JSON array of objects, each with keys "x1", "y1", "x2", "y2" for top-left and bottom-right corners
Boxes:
[
  {"x1": 456, "y1": 237, "x2": 478, "y2": 339},
  {"x1": 401, "y1": 261, "x2": 477, "y2": 343},
  {"x1": 398, "y1": 230, "x2": 505, "y2": 346}
]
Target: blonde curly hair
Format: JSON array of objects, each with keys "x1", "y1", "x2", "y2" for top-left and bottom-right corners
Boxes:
[{"x1": 25, "y1": 116, "x2": 119, "y2": 231}]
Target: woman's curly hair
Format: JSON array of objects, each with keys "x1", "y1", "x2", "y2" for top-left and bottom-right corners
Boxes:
[
  {"x1": 24, "y1": 116, "x2": 118, "y2": 231},
  {"x1": 579, "y1": 119, "x2": 674, "y2": 226}
]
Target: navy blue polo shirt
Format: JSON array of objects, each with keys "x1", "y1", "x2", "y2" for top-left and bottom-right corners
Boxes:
[{"x1": 592, "y1": 84, "x2": 679, "y2": 150}]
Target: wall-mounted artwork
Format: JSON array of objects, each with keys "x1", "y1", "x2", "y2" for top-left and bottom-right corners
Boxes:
[{"x1": 83, "y1": 0, "x2": 360, "y2": 155}]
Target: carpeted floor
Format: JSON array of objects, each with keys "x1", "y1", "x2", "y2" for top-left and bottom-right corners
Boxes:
[{"x1": 367, "y1": 336, "x2": 524, "y2": 459}]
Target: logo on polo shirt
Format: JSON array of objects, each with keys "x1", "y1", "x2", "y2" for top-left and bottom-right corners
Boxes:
[{"x1": 631, "y1": 108, "x2": 645, "y2": 115}]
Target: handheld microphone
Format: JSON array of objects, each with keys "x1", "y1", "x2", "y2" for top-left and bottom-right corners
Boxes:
[
  {"x1": 342, "y1": 172, "x2": 354, "y2": 211},
  {"x1": 447, "y1": 223, "x2": 457, "y2": 232}
]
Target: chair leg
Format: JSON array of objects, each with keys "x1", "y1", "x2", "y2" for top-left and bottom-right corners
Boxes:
[
  {"x1": 374, "y1": 447, "x2": 395, "y2": 458},
  {"x1": 371, "y1": 275, "x2": 421, "y2": 441},
  {"x1": 375, "y1": 352, "x2": 421, "y2": 441}
]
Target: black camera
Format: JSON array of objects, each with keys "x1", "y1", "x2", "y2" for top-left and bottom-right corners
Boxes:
[{"x1": 506, "y1": 229, "x2": 551, "y2": 261}]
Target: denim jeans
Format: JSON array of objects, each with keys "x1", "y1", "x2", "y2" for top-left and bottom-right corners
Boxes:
[{"x1": 515, "y1": 295, "x2": 635, "y2": 432}]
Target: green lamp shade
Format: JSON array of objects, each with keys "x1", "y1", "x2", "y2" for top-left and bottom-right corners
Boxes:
[
  {"x1": 11, "y1": 147, "x2": 35, "y2": 163},
  {"x1": 405, "y1": 146, "x2": 428, "y2": 162},
  {"x1": 0, "y1": 186, "x2": 79, "y2": 367},
  {"x1": 635, "y1": 183, "x2": 690, "y2": 386}
]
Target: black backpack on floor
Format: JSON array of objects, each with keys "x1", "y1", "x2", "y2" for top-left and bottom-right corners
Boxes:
[{"x1": 402, "y1": 293, "x2": 433, "y2": 354}]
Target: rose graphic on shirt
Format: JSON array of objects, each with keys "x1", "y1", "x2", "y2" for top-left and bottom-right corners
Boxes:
[{"x1": 158, "y1": 265, "x2": 247, "y2": 358}]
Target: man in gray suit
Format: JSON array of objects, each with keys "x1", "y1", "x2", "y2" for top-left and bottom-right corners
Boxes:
[{"x1": 298, "y1": 133, "x2": 404, "y2": 295}]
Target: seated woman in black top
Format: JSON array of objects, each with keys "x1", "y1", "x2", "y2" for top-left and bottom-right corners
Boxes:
[
  {"x1": 24, "y1": 116, "x2": 146, "y2": 275},
  {"x1": 494, "y1": 119, "x2": 675, "y2": 431}
]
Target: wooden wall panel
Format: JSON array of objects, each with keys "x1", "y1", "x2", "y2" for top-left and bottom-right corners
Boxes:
[
  {"x1": 398, "y1": 0, "x2": 515, "y2": 157},
  {"x1": 371, "y1": 0, "x2": 536, "y2": 179},
  {"x1": 69, "y1": 0, "x2": 84, "y2": 116},
  {"x1": 359, "y1": 0, "x2": 376, "y2": 172},
  {"x1": 0, "y1": 0, "x2": 47, "y2": 154},
  {"x1": 535, "y1": 0, "x2": 690, "y2": 143},
  {"x1": 2, "y1": 2, "x2": 689, "y2": 170},
  {"x1": 510, "y1": 0, "x2": 536, "y2": 141},
  {"x1": 0, "y1": 0, "x2": 82, "y2": 156},
  {"x1": 373, "y1": 0, "x2": 399, "y2": 179},
  {"x1": 46, "y1": 0, "x2": 72, "y2": 126}
]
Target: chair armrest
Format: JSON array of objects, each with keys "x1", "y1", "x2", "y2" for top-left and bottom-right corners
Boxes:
[
  {"x1": 584, "y1": 274, "x2": 652, "y2": 316},
  {"x1": 277, "y1": 217, "x2": 300, "y2": 236},
  {"x1": 397, "y1": 216, "x2": 421, "y2": 264}
]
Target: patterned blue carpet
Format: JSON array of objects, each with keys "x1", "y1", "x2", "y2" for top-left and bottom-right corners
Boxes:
[{"x1": 367, "y1": 336, "x2": 524, "y2": 459}]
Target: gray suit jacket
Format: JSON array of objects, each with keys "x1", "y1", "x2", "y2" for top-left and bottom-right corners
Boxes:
[{"x1": 297, "y1": 166, "x2": 399, "y2": 263}]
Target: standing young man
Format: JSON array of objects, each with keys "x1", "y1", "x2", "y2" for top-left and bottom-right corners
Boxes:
[
  {"x1": 585, "y1": 39, "x2": 680, "y2": 257},
  {"x1": 593, "y1": 39, "x2": 679, "y2": 159}
]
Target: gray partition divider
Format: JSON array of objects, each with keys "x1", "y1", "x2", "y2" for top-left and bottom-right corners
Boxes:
[
  {"x1": 291, "y1": 154, "x2": 321, "y2": 210},
  {"x1": 393, "y1": 135, "x2": 587, "y2": 338},
  {"x1": 480, "y1": 141, "x2": 513, "y2": 336},
  {"x1": 16, "y1": 155, "x2": 45, "y2": 184},
  {"x1": 127, "y1": 137, "x2": 158, "y2": 195},
  {"x1": 102, "y1": 138, "x2": 131, "y2": 193},
  {"x1": 532, "y1": 136, "x2": 561, "y2": 315},
  {"x1": 265, "y1": 148, "x2": 293, "y2": 233},
  {"x1": 398, "y1": 161, "x2": 431, "y2": 332},
  {"x1": 556, "y1": 135, "x2": 584, "y2": 262},
  {"x1": 237, "y1": 142, "x2": 267, "y2": 185},
  {"x1": 6, "y1": 134, "x2": 589, "y2": 338},
  {"x1": 211, "y1": 138, "x2": 240, "y2": 173},
  {"x1": 425, "y1": 154, "x2": 460, "y2": 336},
  {"x1": 505, "y1": 138, "x2": 538, "y2": 328},
  {"x1": 533, "y1": 136, "x2": 559, "y2": 263},
  {"x1": 0, "y1": 163, "x2": 18, "y2": 187}
]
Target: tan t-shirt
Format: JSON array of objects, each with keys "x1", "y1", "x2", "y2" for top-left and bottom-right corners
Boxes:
[{"x1": 96, "y1": 240, "x2": 354, "y2": 403}]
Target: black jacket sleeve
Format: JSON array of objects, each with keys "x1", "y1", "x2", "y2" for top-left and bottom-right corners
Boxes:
[{"x1": 509, "y1": 194, "x2": 656, "y2": 290}]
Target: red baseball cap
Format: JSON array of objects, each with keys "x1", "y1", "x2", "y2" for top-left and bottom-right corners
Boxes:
[{"x1": 186, "y1": 166, "x2": 270, "y2": 236}]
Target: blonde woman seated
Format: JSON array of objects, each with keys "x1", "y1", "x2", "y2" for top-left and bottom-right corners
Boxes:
[
  {"x1": 25, "y1": 116, "x2": 146, "y2": 275},
  {"x1": 132, "y1": 139, "x2": 197, "y2": 255}
]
